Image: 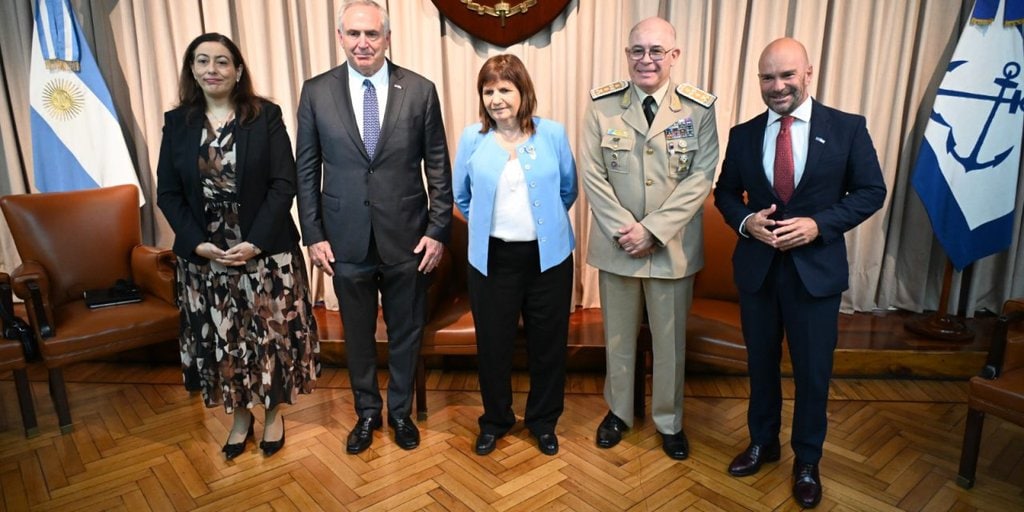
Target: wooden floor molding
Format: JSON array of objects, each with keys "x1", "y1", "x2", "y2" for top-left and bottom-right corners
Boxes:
[{"x1": 1, "y1": 364, "x2": 1022, "y2": 511}]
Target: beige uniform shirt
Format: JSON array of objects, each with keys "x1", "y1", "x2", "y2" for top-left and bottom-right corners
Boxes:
[{"x1": 582, "y1": 81, "x2": 720, "y2": 279}]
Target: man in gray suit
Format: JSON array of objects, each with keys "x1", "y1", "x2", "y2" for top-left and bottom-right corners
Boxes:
[{"x1": 295, "y1": 0, "x2": 452, "y2": 455}]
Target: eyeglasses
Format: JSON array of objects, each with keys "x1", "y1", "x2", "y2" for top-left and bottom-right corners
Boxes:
[{"x1": 627, "y1": 46, "x2": 675, "y2": 62}]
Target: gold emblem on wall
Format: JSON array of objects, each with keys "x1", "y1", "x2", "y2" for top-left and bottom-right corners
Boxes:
[
  {"x1": 433, "y1": 0, "x2": 573, "y2": 47},
  {"x1": 461, "y1": 0, "x2": 537, "y2": 27},
  {"x1": 41, "y1": 79, "x2": 84, "y2": 121}
]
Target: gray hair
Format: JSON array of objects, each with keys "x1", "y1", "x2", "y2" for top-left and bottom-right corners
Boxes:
[{"x1": 337, "y1": 0, "x2": 391, "y2": 34}]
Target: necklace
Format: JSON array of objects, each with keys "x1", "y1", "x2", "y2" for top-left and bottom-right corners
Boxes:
[{"x1": 207, "y1": 109, "x2": 234, "y2": 131}]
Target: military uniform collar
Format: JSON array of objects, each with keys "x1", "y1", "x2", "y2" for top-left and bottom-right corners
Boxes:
[{"x1": 631, "y1": 82, "x2": 670, "y2": 108}]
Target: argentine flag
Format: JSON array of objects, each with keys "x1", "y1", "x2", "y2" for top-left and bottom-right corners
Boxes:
[
  {"x1": 912, "y1": 0, "x2": 1023, "y2": 271},
  {"x1": 29, "y1": 0, "x2": 143, "y2": 203}
]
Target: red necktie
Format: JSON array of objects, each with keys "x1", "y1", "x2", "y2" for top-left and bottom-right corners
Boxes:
[{"x1": 774, "y1": 116, "x2": 794, "y2": 203}]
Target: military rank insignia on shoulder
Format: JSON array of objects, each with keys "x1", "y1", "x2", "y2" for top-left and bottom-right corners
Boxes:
[
  {"x1": 590, "y1": 80, "x2": 629, "y2": 100},
  {"x1": 677, "y1": 83, "x2": 716, "y2": 108}
]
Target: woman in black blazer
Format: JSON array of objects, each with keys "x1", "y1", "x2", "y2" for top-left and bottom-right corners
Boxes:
[{"x1": 156, "y1": 33, "x2": 319, "y2": 460}]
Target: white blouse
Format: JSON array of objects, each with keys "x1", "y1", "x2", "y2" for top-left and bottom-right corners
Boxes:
[{"x1": 489, "y1": 158, "x2": 537, "y2": 241}]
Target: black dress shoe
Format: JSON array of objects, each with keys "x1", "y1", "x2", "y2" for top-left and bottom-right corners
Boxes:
[
  {"x1": 222, "y1": 414, "x2": 255, "y2": 461},
  {"x1": 388, "y1": 415, "x2": 420, "y2": 450},
  {"x1": 728, "y1": 441, "x2": 781, "y2": 476},
  {"x1": 596, "y1": 411, "x2": 628, "y2": 448},
  {"x1": 660, "y1": 431, "x2": 689, "y2": 460},
  {"x1": 792, "y1": 463, "x2": 822, "y2": 508},
  {"x1": 533, "y1": 433, "x2": 559, "y2": 456},
  {"x1": 260, "y1": 419, "x2": 286, "y2": 457},
  {"x1": 475, "y1": 433, "x2": 500, "y2": 455},
  {"x1": 346, "y1": 415, "x2": 382, "y2": 454}
]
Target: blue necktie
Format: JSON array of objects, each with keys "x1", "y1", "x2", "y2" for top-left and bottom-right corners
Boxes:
[{"x1": 362, "y1": 79, "x2": 380, "y2": 159}]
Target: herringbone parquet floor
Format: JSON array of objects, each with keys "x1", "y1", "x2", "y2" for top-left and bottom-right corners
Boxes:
[{"x1": 0, "y1": 364, "x2": 1022, "y2": 511}]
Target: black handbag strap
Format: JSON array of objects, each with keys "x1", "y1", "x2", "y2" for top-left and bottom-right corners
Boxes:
[{"x1": 0, "y1": 279, "x2": 39, "y2": 362}]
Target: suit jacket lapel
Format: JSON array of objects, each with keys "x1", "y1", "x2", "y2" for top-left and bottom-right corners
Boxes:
[
  {"x1": 330, "y1": 63, "x2": 370, "y2": 161},
  {"x1": 752, "y1": 112, "x2": 771, "y2": 192},
  {"x1": 647, "y1": 81, "x2": 677, "y2": 140},
  {"x1": 799, "y1": 100, "x2": 830, "y2": 196},
  {"x1": 183, "y1": 113, "x2": 205, "y2": 196},
  {"x1": 234, "y1": 115, "x2": 251, "y2": 192},
  {"x1": 620, "y1": 88, "x2": 648, "y2": 137},
  {"x1": 376, "y1": 62, "x2": 405, "y2": 161}
]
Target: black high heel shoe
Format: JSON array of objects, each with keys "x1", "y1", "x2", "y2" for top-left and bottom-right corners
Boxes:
[
  {"x1": 222, "y1": 413, "x2": 255, "y2": 460},
  {"x1": 260, "y1": 418, "x2": 286, "y2": 457}
]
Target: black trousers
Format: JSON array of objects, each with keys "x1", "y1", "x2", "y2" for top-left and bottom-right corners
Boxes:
[
  {"x1": 468, "y1": 238, "x2": 573, "y2": 436},
  {"x1": 332, "y1": 240, "x2": 427, "y2": 419},
  {"x1": 740, "y1": 251, "x2": 840, "y2": 465}
]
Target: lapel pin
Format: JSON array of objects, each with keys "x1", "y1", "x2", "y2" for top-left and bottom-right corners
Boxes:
[
  {"x1": 815, "y1": 136, "x2": 826, "y2": 144},
  {"x1": 394, "y1": 84, "x2": 403, "y2": 89}
]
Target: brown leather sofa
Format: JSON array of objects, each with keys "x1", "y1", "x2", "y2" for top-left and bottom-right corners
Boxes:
[
  {"x1": 957, "y1": 297, "x2": 1024, "y2": 488},
  {"x1": 413, "y1": 196, "x2": 748, "y2": 418},
  {"x1": 1, "y1": 185, "x2": 180, "y2": 433}
]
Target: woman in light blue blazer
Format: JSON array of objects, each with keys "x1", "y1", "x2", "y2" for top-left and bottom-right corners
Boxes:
[{"x1": 454, "y1": 54, "x2": 578, "y2": 457}]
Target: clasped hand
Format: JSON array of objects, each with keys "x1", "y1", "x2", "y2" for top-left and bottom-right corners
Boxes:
[
  {"x1": 744, "y1": 204, "x2": 819, "y2": 251},
  {"x1": 617, "y1": 223, "x2": 656, "y2": 258},
  {"x1": 196, "y1": 241, "x2": 260, "y2": 266}
]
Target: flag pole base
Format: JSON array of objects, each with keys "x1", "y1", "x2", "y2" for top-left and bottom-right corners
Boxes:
[{"x1": 904, "y1": 313, "x2": 975, "y2": 342}]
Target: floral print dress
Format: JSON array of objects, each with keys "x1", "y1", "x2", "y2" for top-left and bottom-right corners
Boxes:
[{"x1": 177, "y1": 117, "x2": 320, "y2": 413}]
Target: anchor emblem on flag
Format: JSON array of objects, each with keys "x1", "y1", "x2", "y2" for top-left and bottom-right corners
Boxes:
[{"x1": 934, "y1": 61, "x2": 1023, "y2": 172}]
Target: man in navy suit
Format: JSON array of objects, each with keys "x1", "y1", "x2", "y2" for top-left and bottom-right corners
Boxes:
[
  {"x1": 714, "y1": 38, "x2": 885, "y2": 508},
  {"x1": 295, "y1": 0, "x2": 452, "y2": 455}
]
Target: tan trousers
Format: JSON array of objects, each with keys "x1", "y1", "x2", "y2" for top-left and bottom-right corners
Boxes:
[{"x1": 599, "y1": 271, "x2": 693, "y2": 434}]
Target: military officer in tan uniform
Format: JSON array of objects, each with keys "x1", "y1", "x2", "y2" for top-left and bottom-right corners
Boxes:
[{"x1": 582, "y1": 16, "x2": 719, "y2": 460}]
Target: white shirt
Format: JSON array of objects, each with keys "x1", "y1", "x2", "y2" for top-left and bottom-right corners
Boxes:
[
  {"x1": 490, "y1": 159, "x2": 537, "y2": 242},
  {"x1": 739, "y1": 97, "x2": 813, "y2": 237},
  {"x1": 348, "y1": 64, "x2": 389, "y2": 140},
  {"x1": 762, "y1": 97, "x2": 813, "y2": 187}
]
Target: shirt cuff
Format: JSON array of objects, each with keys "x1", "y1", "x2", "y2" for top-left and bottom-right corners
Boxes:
[{"x1": 739, "y1": 213, "x2": 754, "y2": 238}]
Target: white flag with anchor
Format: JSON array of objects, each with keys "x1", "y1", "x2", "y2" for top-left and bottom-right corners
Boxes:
[{"x1": 911, "y1": 0, "x2": 1023, "y2": 270}]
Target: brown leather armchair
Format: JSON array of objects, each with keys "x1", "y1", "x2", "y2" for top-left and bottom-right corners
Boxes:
[
  {"x1": 0, "y1": 272, "x2": 38, "y2": 437},
  {"x1": 0, "y1": 185, "x2": 180, "y2": 433},
  {"x1": 957, "y1": 297, "x2": 1024, "y2": 488},
  {"x1": 687, "y1": 194, "x2": 747, "y2": 372}
]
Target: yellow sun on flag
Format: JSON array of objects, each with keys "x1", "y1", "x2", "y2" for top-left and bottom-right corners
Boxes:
[{"x1": 41, "y1": 79, "x2": 84, "y2": 121}]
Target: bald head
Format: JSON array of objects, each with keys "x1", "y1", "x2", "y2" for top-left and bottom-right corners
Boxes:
[
  {"x1": 626, "y1": 17, "x2": 679, "y2": 94},
  {"x1": 757, "y1": 37, "x2": 813, "y2": 115},
  {"x1": 629, "y1": 17, "x2": 676, "y2": 42}
]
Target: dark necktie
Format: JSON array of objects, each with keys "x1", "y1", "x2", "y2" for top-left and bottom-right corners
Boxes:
[
  {"x1": 774, "y1": 115, "x2": 795, "y2": 203},
  {"x1": 642, "y1": 96, "x2": 656, "y2": 126},
  {"x1": 363, "y1": 79, "x2": 380, "y2": 159}
]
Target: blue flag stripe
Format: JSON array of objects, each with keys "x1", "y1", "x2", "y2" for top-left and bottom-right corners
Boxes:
[
  {"x1": 913, "y1": 131, "x2": 1016, "y2": 270},
  {"x1": 29, "y1": 109, "x2": 100, "y2": 192}
]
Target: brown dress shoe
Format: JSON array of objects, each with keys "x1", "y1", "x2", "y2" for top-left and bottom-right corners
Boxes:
[
  {"x1": 792, "y1": 463, "x2": 822, "y2": 508},
  {"x1": 728, "y1": 441, "x2": 781, "y2": 476}
]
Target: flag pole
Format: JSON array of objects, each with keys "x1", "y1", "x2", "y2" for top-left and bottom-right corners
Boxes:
[{"x1": 904, "y1": 260, "x2": 975, "y2": 342}]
